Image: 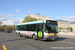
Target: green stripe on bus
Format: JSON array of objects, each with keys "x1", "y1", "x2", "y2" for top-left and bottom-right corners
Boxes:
[{"x1": 17, "y1": 21, "x2": 46, "y2": 25}]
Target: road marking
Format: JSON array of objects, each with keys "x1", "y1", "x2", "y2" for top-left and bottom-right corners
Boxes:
[
  {"x1": 58, "y1": 41, "x2": 75, "y2": 45},
  {"x1": 2, "y1": 45, "x2": 7, "y2": 50}
]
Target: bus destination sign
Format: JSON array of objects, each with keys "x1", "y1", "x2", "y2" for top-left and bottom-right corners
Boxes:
[{"x1": 46, "y1": 20, "x2": 58, "y2": 24}]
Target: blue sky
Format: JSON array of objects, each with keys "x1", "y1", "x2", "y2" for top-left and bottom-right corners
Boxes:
[{"x1": 0, "y1": 0, "x2": 75, "y2": 25}]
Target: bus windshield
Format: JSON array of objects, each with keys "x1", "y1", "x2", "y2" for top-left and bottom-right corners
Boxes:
[{"x1": 45, "y1": 24, "x2": 58, "y2": 33}]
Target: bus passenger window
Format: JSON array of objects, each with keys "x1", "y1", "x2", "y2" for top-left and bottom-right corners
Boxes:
[{"x1": 41, "y1": 25, "x2": 43, "y2": 31}]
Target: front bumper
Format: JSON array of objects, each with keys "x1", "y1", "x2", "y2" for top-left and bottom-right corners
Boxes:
[
  {"x1": 43, "y1": 36, "x2": 58, "y2": 40},
  {"x1": 46, "y1": 36, "x2": 58, "y2": 40}
]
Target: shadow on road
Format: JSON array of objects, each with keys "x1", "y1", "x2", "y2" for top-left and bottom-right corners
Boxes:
[
  {"x1": 0, "y1": 37, "x2": 68, "y2": 43},
  {"x1": 24, "y1": 37, "x2": 68, "y2": 42},
  {"x1": 7, "y1": 38, "x2": 25, "y2": 42},
  {"x1": 42, "y1": 37, "x2": 68, "y2": 42},
  {"x1": 0, "y1": 38, "x2": 25, "y2": 43}
]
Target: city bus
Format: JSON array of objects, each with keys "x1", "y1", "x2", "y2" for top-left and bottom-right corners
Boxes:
[{"x1": 16, "y1": 20, "x2": 58, "y2": 40}]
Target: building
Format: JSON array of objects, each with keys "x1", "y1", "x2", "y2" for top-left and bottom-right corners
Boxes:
[
  {"x1": 57, "y1": 20, "x2": 70, "y2": 31},
  {"x1": 70, "y1": 22, "x2": 75, "y2": 31},
  {"x1": 57, "y1": 20, "x2": 75, "y2": 32},
  {"x1": 27, "y1": 13, "x2": 51, "y2": 21},
  {"x1": 57, "y1": 20, "x2": 70, "y2": 28},
  {"x1": 0, "y1": 22, "x2": 2, "y2": 26}
]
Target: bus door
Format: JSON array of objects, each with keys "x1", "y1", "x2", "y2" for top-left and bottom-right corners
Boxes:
[{"x1": 37, "y1": 24, "x2": 44, "y2": 39}]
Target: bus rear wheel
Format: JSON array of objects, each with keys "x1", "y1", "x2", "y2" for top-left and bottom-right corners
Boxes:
[{"x1": 18, "y1": 33, "x2": 22, "y2": 37}]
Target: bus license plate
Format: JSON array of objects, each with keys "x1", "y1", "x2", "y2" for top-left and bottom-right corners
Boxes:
[
  {"x1": 49, "y1": 33, "x2": 54, "y2": 36},
  {"x1": 51, "y1": 38, "x2": 55, "y2": 40}
]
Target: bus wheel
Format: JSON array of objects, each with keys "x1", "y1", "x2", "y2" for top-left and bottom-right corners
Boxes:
[
  {"x1": 33, "y1": 35, "x2": 37, "y2": 40},
  {"x1": 25, "y1": 36, "x2": 28, "y2": 38},
  {"x1": 25, "y1": 34, "x2": 27, "y2": 38},
  {"x1": 18, "y1": 33, "x2": 22, "y2": 37}
]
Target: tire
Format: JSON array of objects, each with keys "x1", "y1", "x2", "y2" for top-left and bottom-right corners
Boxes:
[
  {"x1": 25, "y1": 36, "x2": 28, "y2": 38},
  {"x1": 24, "y1": 34, "x2": 28, "y2": 38},
  {"x1": 32, "y1": 35, "x2": 37, "y2": 40},
  {"x1": 56, "y1": 37, "x2": 59, "y2": 39},
  {"x1": 18, "y1": 33, "x2": 22, "y2": 37}
]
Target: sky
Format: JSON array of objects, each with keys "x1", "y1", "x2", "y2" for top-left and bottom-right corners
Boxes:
[{"x1": 0, "y1": 0, "x2": 75, "y2": 25}]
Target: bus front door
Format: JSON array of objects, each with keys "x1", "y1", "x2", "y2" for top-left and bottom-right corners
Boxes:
[{"x1": 37, "y1": 24, "x2": 44, "y2": 39}]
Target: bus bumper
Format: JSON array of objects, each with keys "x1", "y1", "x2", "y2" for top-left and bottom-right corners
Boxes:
[{"x1": 44, "y1": 36, "x2": 58, "y2": 40}]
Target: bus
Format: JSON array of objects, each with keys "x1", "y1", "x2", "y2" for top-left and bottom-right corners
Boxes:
[{"x1": 16, "y1": 20, "x2": 58, "y2": 40}]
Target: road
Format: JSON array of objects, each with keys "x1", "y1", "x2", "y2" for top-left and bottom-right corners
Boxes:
[
  {"x1": 58, "y1": 32, "x2": 75, "y2": 38},
  {"x1": 0, "y1": 32, "x2": 75, "y2": 50},
  {"x1": 59, "y1": 34, "x2": 75, "y2": 39}
]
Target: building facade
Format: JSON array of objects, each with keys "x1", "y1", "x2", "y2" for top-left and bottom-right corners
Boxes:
[
  {"x1": 27, "y1": 14, "x2": 51, "y2": 21},
  {"x1": 0, "y1": 22, "x2": 2, "y2": 26},
  {"x1": 57, "y1": 20, "x2": 75, "y2": 32},
  {"x1": 57, "y1": 20, "x2": 70, "y2": 28},
  {"x1": 57, "y1": 20, "x2": 70, "y2": 31}
]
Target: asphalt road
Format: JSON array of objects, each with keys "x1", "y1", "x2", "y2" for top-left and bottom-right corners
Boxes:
[
  {"x1": 59, "y1": 34, "x2": 75, "y2": 39},
  {"x1": 0, "y1": 32, "x2": 75, "y2": 50}
]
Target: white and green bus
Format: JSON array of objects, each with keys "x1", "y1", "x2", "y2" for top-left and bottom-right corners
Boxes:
[{"x1": 16, "y1": 20, "x2": 58, "y2": 40}]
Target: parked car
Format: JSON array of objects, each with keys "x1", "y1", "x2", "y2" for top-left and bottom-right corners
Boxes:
[{"x1": 7, "y1": 30, "x2": 11, "y2": 33}]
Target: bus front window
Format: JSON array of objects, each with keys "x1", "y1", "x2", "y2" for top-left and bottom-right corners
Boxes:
[{"x1": 45, "y1": 24, "x2": 58, "y2": 33}]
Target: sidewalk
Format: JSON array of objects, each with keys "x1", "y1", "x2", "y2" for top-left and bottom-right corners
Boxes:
[{"x1": 58, "y1": 32, "x2": 75, "y2": 38}]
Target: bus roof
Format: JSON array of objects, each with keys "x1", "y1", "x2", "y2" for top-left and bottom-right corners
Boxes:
[{"x1": 17, "y1": 20, "x2": 46, "y2": 25}]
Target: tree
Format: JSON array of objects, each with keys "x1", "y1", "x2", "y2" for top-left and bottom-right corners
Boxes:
[
  {"x1": 22, "y1": 16, "x2": 37, "y2": 23},
  {"x1": 2, "y1": 25, "x2": 16, "y2": 31},
  {"x1": 58, "y1": 27, "x2": 63, "y2": 30},
  {"x1": 11, "y1": 25, "x2": 16, "y2": 30},
  {"x1": 0, "y1": 25, "x2": 2, "y2": 30},
  {"x1": 70, "y1": 27, "x2": 73, "y2": 31},
  {"x1": 67, "y1": 27, "x2": 71, "y2": 31},
  {"x1": 2, "y1": 25, "x2": 6, "y2": 30}
]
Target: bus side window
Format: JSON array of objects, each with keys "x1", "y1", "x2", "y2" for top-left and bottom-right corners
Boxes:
[
  {"x1": 37, "y1": 25, "x2": 41, "y2": 31},
  {"x1": 32, "y1": 24, "x2": 36, "y2": 31},
  {"x1": 24, "y1": 25, "x2": 26, "y2": 31},
  {"x1": 41, "y1": 24, "x2": 43, "y2": 31},
  {"x1": 45, "y1": 25, "x2": 48, "y2": 33},
  {"x1": 28, "y1": 25, "x2": 31, "y2": 31},
  {"x1": 27, "y1": 25, "x2": 29, "y2": 31},
  {"x1": 37, "y1": 24, "x2": 43, "y2": 31},
  {"x1": 17, "y1": 26, "x2": 21, "y2": 30}
]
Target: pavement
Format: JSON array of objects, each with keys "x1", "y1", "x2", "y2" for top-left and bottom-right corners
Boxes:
[
  {"x1": 0, "y1": 32, "x2": 75, "y2": 50},
  {"x1": 58, "y1": 32, "x2": 75, "y2": 39}
]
